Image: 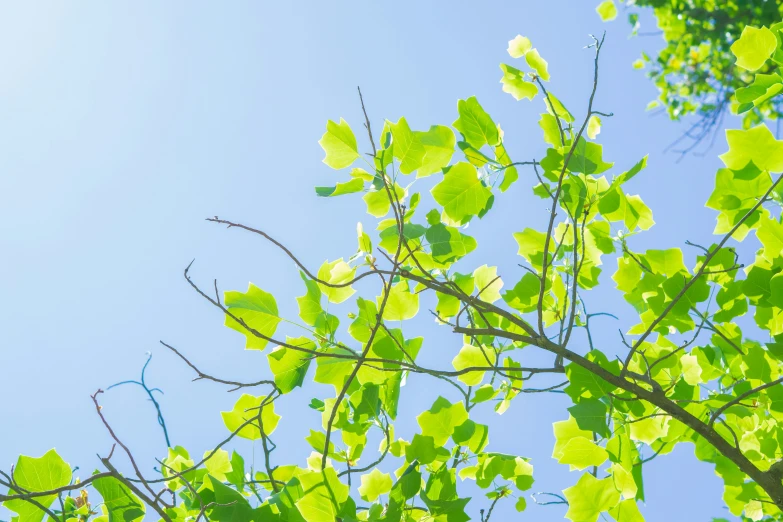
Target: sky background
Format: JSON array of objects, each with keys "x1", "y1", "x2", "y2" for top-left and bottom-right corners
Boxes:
[{"x1": 0, "y1": 1, "x2": 744, "y2": 520}]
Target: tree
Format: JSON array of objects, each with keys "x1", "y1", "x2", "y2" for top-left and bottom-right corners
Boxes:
[
  {"x1": 597, "y1": 0, "x2": 783, "y2": 155},
  {"x1": 4, "y1": 18, "x2": 783, "y2": 522}
]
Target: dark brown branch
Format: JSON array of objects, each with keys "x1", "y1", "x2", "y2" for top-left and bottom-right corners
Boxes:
[
  {"x1": 91, "y1": 390, "x2": 160, "y2": 501},
  {"x1": 99, "y1": 458, "x2": 172, "y2": 522},
  {"x1": 161, "y1": 341, "x2": 276, "y2": 391},
  {"x1": 206, "y1": 218, "x2": 381, "y2": 288}
]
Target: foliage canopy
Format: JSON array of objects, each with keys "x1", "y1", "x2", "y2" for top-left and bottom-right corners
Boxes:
[
  {"x1": 6, "y1": 12, "x2": 783, "y2": 522},
  {"x1": 599, "y1": 0, "x2": 783, "y2": 153}
]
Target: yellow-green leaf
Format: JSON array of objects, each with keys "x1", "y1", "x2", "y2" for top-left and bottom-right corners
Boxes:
[
  {"x1": 380, "y1": 281, "x2": 419, "y2": 321},
  {"x1": 319, "y1": 118, "x2": 359, "y2": 169},
  {"x1": 596, "y1": 0, "x2": 618, "y2": 22},
  {"x1": 431, "y1": 162, "x2": 491, "y2": 224},
  {"x1": 525, "y1": 48, "x2": 550, "y2": 81},
  {"x1": 224, "y1": 284, "x2": 281, "y2": 351},
  {"x1": 221, "y1": 394, "x2": 281, "y2": 440},
  {"x1": 452, "y1": 344, "x2": 496, "y2": 385},
  {"x1": 507, "y1": 35, "x2": 532, "y2": 58},
  {"x1": 317, "y1": 258, "x2": 356, "y2": 304},
  {"x1": 358, "y1": 468, "x2": 393, "y2": 502},
  {"x1": 731, "y1": 25, "x2": 777, "y2": 71}
]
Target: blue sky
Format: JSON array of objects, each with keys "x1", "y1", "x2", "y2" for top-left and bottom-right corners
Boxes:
[{"x1": 0, "y1": 1, "x2": 740, "y2": 520}]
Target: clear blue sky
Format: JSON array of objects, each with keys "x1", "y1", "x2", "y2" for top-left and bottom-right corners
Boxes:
[{"x1": 0, "y1": 1, "x2": 739, "y2": 520}]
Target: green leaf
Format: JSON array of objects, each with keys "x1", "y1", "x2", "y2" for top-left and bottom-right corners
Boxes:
[
  {"x1": 224, "y1": 284, "x2": 281, "y2": 351},
  {"x1": 92, "y1": 475, "x2": 145, "y2": 522},
  {"x1": 350, "y1": 382, "x2": 381, "y2": 422},
  {"x1": 317, "y1": 258, "x2": 356, "y2": 304},
  {"x1": 626, "y1": 195, "x2": 655, "y2": 231},
  {"x1": 417, "y1": 397, "x2": 469, "y2": 446},
  {"x1": 314, "y1": 347, "x2": 356, "y2": 392},
  {"x1": 295, "y1": 468, "x2": 349, "y2": 522},
  {"x1": 609, "y1": 499, "x2": 644, "y2": 522},
  {"x1": 221, "y1": 394, "x2": 280, "y2": 440},
  {"x1": 568, "y1": 398, "x2": 610, "y2": 437},
  {"x1": 351, "y1": 167, "x2": 373, "y2": 181},
  {"x1": 473, "y1": 264, "x2": 503, "y2": 303},
  {"x1": 380, "y1": 281, "x2": 419, "y2": 321},
  {"x1": 421, "y1": 468, "x2": 471, "y2": 522},
  {"x1": 629, "y1": 408, "x2": 669, "y2": 445},
  {"x1": 203, "y1": 448, "x2": 233, "y2": 482},
  {"x1": 563, "y1": 473, "x2": 621, "y2": 522},
  {"x1": 513, "y1": 228, "x2": 547, "y2": 270},
  {"x1": 390, "y1": 117, "x2": 426, "y2": 174},
  {"x1": 452, "y1": 344, "x2": 496, "y2": 386},
  {"x1": 452, "y1": 420, "x2": 490, "y2": 454},
  {"x1": 226, "y1": 451, "x2": 245, "y2": 491},
  {"x1": 587, "y1": 115, "x2": 602, "y2": 139},
  {"x1": 731, "y1": 25, "x2": 777, "y2": 71},
  {"x1": 315, "y1": 178, "x2": 364, "y2": 197},
  {"x1": 406, "y1": 434, "x2": 439, "y2": 464},
  {"x1": 3, "y1": 450, "x2": 72, "y2": 522},
  {"x1": 297, "y1": 272, "x2": 325, "y2": 326},
  {"x1": 556, "y1": 437, "x2": 609, "y2": 471},
  {"x1": 348, "y1": 297, "x2": 379, "y2": 343},
  {"x1": 435, "y1": 273, "x2": 474, "y2": 318},
  {"x1": 203, "y1": 474, "x2": 256, "y2": 521},
  {"x1": 609, "y1": 462, "x2": 637, "y2": 498},
  {"x1": 503, "y1": 272, "x2": 543, "y2": 313},
  {"x1": 525, "y1": 48, "x2": 550, "y2": 81},
  {"x1": 644, "y1": 248, "x2": 687, "y2": 276},
  {"x1": 459, "y1": 140, "x2": 493, "y2": 167},
  {"x1": 378, "y1": 222, "x2": 426, "y2": 253},
  {"x1": 500, "y1": 64, "x2": 538, "y2": 101},
  {"x1": 719, "y1": 125, "x2": 783, "y2": 173},
  {"x1": 416, "y1": 125, "x2": 456, "y2": 177},
  {"x1": 494, "y1": 142, "x2": 519, "y2": 192},
  {"x1": 612, "y1": 155, "x2": 648, "y2": 187},
  {"x1": 305, "y1": 429, "x2": 335, "y2": 457},
  {"x1": 596, "y1": 0, "x2": 618, "y2": 22},
  {"x1": 553, "y1": 416, "x2": 593, "y2": 459},
  {"x1": 362, "y1": 182, "x2": 405, "y2": 218},
  {"x1": 540, "y1": 113, "x2": 563, "y2": 146},
  {"x1": 356, "y1": 222, "x2": 372, "y2": 254},
  {"x1": 319, "y1": 118, "x2": 360, "y2": 169},
  {"x1": 268, "y1": 337, "x2": 314, "y2": 393},
  {"x1": 507, "y1": 35, "x2": 532, "y2": 58},
  {"x1": 452, "y1": 97, "x2": 499, "y2": 149},
  {"x1": 358, "y1": 468, "x2": 393, "y2": 502},
  {"x1": 735, "y1": 73, "x2": 783, "y2": 114},
  {"x1": 470, "y1": 453, "x2": 534, "y2": 490},
  {"x1": 426, "y1": 224, "x2": 478, "y2": 264},
  {"x1": 394, "y1": 462, "x2": 422, "y2": 500},
  {"x1": 545, "y1": 92, "x2": 575, "y2": 123},
  {"x1": 680, "y1": 353, "x2": 704, "y2": 385},
  {"x1": 568, "y1": 137, "x2": 613, "y2": 175},
  {"x1": 565, "y1": 359, "x2": 616, "y2": 400},
  {"x1": 160, "y1": 446, "x2": 195, "y2": 491},
  {"x1": 431, "y1": 162, "x2": 492, "y2": 224}
]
